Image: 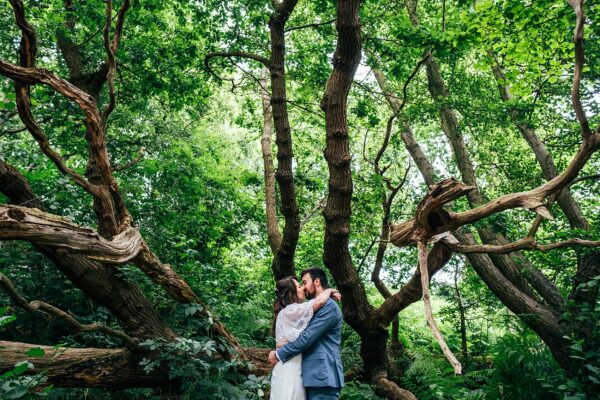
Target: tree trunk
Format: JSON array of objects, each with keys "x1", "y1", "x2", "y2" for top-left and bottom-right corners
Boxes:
[
  {"x1": 320, "y1": 4, "x2": 422, "y2": 396},
  {"x1": 260, "y1": 72, "x2": 282, "y2": 255},
  {"x1": 268, "y1": 1, "x2": 301, "y2": 280},
  {"x1": 0, "y1": 341, "x2": 170, "y2": 389}
]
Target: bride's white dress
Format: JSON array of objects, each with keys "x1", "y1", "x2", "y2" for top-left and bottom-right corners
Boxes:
[{"x1": 270, "y1": 300, "x2": 314, "y2": 400}]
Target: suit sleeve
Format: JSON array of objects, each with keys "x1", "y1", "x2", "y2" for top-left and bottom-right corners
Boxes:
[{"x1": 276, "y1": 300, "x2": 338, "y2": 363}]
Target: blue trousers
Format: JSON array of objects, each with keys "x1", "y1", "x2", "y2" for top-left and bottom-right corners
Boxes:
[{"x1": 306, "y1": 387, "x2": 340, "y2": 400}]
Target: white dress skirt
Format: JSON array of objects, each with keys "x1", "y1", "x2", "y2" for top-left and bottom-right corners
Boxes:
[
  {"x1": 269, "y1": 354, "x2": 305, "y2": 400},
  {"x1": 270, "y1": 300, "x2": 315, "y2": 400}
]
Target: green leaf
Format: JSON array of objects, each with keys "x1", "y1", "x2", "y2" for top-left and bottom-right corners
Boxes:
[
  {"x1": 25, "y1": 347, "x2": 45, "y2": 357},
  {"x1": 11, "y1": 361, "x2": 33, "y2": 377},
  {"x1": 569, "y1": 343, "x2": 583, "y2": 352}
]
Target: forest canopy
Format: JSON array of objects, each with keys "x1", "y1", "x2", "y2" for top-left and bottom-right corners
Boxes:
[{"x1": 0, "y1": 0, "x2": 599, "y2": 399}]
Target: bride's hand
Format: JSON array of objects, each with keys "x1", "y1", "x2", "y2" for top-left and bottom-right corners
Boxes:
[{"x1": 332, "y1": 290, "x2": 341, "y2": 301}]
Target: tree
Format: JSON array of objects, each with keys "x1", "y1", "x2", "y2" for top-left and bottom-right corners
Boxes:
[{"x1": 0, "y1": 0, "x2": 259, "y2": 388}]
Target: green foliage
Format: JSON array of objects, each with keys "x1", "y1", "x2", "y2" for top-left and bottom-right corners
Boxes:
[
  {"x1": 340, "y1": 381, "x2": 383, "y2": 399},
  {"x1": 401, "y1": 349, "x2": 474, "y2": 400},
  {"x1": 476, "y1": 333, "x2": 562, "y2": 400},
  {"x1": 1, "y1": 0, "x2": 599, "y2": 398},
  {"x1": 138, "y1": 337, "x2": 266, "y2": 400},
  {"x1": 0, "y1": 308, "x2": 52, "y2": 399}
]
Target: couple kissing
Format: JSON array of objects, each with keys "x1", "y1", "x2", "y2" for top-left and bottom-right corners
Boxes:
[{"x1": 267, "y1": 268, "x2": 344, "y2": 400}]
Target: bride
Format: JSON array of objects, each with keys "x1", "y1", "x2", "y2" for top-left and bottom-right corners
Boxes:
[{"x1": 270, "y1": 276, "x2": 340, "y2": 400}]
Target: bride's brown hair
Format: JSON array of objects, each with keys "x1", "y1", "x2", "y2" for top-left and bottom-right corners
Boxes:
[{"x1": 272, "y1": 276, "x2": 299, "y2": 336}]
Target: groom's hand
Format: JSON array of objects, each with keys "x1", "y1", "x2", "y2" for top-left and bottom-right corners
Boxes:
[{"x1": 268, "y1": 350, "x2": 278, "y2": 365}]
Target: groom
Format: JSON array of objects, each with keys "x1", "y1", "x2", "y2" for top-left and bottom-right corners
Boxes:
[{"x1": 268, "y1": 267, "x2": 344, "y2": 399}]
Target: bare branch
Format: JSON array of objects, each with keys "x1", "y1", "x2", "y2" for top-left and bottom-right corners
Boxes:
[
  {"x1": 111, "y1": 0, "x2": 131, "y2": 53},
  {"x1": 449, "y1": 237, "x2": 600, "y2": 255},
  {"x1": 377, "y1": 242, "x2": 453, "y2": 324},
  {"x1": 4, "y1": 0, "x2": 105, "y2": 197},
  {"x1": 285, "y1": 18, "x2": 336, "y2": 33},
  {"x1": 1, "y1": 63, "x2": 100, "y2": 197},
  {"x1": 0, "y1": 274, "x2": 137, "y2": 347},
  {"x1": 205, "y1": 51, "x2": 272, "y2": 75},
  {"x1": 570, "y1": 173, "x2": 600, "y2": 186},
  {"x1": 8, "y1": 0, "x2": 37, "y2": 66},
  {"x1": 112, "y1": 147, "x2": 146, "y2": 172},
  {"x1": 0, "y1": 110, "x2": 18, "y2": 127},
  {"x1": 374, "y1": 115, "x2": 395, "y2": 171},
  {"x1": 372, "y1": 51, "x2": 430, "y2": 114},
  {"x1": 101, "y1": 0, "x2": 130, "y2": 124},
  {"x1": 528, "y1": 193, "x2": 557, "y2": 238},
  {"x1": 101, "y1": 0, "x2": 116, "y2": 124},
  {"x1": 417, "y1": 241, "x2": 461, "y2": 374},
  {"x1": 0, "y1": 126, "x2": 27, "y2": 136},
  {"x1": 357, "y1": 236, "x2": 378, "y2": 273},
  {"x1": 299, "y1": 197, "x2": 326, "y2": 230},
  {"x1": 391, "y1": 138, "x2": 599, "y2": 248}
]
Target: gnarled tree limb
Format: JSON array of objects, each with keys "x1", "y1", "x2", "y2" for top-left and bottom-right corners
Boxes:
[
  {"x1": 0, "y1": 274, "x2": 137, "y2": 347},
  {"x1": 0, "y1": 205, "x2": 143, "y2": 263}
]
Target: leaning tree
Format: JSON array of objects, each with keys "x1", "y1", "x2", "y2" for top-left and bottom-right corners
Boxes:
[{"x1": 0, "y1": 0, "x2": 271, "y2": 389}]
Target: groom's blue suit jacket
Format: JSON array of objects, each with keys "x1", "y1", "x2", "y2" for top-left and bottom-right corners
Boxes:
[{"x1": 276, "y1": 298, "x2": 344, "y2": 388}]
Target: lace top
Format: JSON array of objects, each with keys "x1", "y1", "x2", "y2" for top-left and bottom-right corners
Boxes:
[{"x1": 275, "y1": 300, "x2": 315, "y2": 347}]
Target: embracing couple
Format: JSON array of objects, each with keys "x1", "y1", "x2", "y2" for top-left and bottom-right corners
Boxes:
[{"x1": 268, "y1": 268, "x2": 344, "y2": 400}]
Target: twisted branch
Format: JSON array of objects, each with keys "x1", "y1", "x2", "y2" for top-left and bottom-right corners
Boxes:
[
  {"x1": 102, "y1": 0, "x2": 131, "y2": 124},
  {"x1": 0, "y1": 274, "x2": 137, "y2": 347}
]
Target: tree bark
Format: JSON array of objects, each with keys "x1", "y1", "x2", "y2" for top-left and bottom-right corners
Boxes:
[
  {"x1": 0, "y1": 341, "x2": 171, "y2": 389},
  {"x1": 321, "y1": 2, "x2": 420, "y2": 397},
  {"x1": 268, "y1": 1, "x2": 301, "y2": 280},
  {"x1": 260, "y1": 72, "x2": 283, "y2": 255}
]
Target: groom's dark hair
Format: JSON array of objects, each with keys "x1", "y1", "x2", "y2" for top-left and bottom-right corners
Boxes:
[{"x1": 301, "y1": 267, "x2": 329, "y2": 289}]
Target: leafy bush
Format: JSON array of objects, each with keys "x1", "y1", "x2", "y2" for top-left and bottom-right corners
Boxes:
[
  {"x1": 340, "y1": 381, "x2": 382, "y2": 399},
  {"x1": 138, "y1": 336, "x2": 267, "y2": 400}
]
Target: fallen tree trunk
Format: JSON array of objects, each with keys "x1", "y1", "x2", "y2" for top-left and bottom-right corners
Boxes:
[
  {"x1": 0, "y1": 341, "x2": 169, "y2": 389},
  {"x1": 0, "y1": 341, "x2": 273, "y2": 389}
]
